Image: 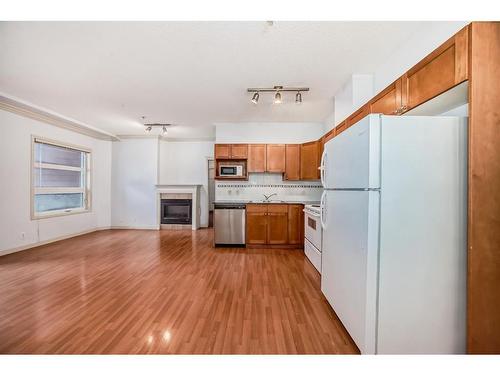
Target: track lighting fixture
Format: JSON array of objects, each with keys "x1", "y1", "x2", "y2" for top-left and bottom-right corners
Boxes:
[
  {"x1": 295, "y1": 91, "x2": 302, "y2": 104},
  {"x1": 142, "y1": 122, "x2": 172, "y2": 134},
  {"x1": 247, "y1": 85, "x2": 309, "y2": 105},
  {"x1": 274, "y1": 91, "x2": 282, "y2": 104},
  {"x1": 251, "y1": 92, "x2": 260, "y2": 104}
]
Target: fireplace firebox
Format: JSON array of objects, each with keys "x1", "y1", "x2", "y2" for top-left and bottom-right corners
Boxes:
[{"x1": 161, "y1": 199, "x2": 192, "y2": 225}]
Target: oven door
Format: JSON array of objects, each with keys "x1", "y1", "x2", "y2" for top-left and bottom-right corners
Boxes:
[{"x1": 304, "y1": 211, "x2": 322, "y2": 251}]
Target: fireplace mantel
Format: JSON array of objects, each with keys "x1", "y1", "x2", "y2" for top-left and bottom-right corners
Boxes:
[{"x1": 155, "y1": 185, "x2": 201, "y2": 230}]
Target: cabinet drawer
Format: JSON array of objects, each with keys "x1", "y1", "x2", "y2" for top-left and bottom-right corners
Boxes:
[
  {"x1": 246, "y1": 204, "x2": 268, "y2": 213},
  {"x1": 267, "y1": 204, "x2": 288, "y2": 213}
]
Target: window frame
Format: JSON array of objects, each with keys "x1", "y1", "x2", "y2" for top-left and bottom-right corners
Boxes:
[{"x1": 31, "y1": 136, "x2": 92, "y2": 219}]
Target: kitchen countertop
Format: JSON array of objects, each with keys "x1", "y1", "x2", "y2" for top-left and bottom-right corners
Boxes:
[{"x1": 214, "y1": 200, "x2": 320, "y2": 205}]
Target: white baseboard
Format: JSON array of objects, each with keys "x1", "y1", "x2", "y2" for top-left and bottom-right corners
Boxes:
[
  {"x1": 0, "y1": 227, "x2": 111, "y2": 257},
  {"x1": 110, "y1": 225, "x2": 160, "y2": 230}
]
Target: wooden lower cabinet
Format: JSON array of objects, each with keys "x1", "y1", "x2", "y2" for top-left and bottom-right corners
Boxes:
[
  {"x1": 267, "y1": 205, "x2": 288, "y2": 245},
  {"x1": 287, "y1": 204, "x2": 304, "y2": 245},
  {"x1": 246, "y1": 204, "x2": 304, "y2": 247},
  {"x1": 246, "y1": 205, "x2": 268, "y2": 245}
]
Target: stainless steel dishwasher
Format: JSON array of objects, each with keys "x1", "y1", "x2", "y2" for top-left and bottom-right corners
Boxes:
[{"x1": 214, "y1": 203, "x2": 246, "y2": 246}]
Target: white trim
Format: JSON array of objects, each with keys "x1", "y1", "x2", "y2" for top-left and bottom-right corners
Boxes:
[
  {"x1": 0, "y1": 92, "x2": 118, "y2": 141},
  {"x1": 110, "y1": 225, "x2": 160, "y2": 230},
  {"x1": 0, "y1": 227, "x2": 111, "y2": 257}
]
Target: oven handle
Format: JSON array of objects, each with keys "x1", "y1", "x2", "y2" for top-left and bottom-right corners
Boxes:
[{"x1": 303, "y1": 209, "x2": 320, "y2": 218}]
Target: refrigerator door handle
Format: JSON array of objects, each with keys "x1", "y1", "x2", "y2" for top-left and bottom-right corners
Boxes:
[
  {"x1": 320, "y1": 149, "x2": 327, "y2": 187},
  {"x1": 320, "y1": 190, "x2": 327, "y2": 229}
]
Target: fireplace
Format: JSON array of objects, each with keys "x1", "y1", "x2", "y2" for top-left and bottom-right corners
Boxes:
[{"x1": 161, "y1": 199, "x2": 192, "y2": 225}]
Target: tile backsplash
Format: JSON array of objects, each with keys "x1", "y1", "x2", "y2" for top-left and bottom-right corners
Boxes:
[{"x1": 215, "y1": 173, "x2": 323, "y2": 202}]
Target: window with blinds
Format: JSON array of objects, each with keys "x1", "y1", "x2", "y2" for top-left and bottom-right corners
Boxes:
[{"x1": 32, "y1": 137, "x2": 91, "y2": 218}]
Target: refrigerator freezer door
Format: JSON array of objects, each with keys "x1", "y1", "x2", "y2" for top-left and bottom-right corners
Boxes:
[
  {"x1": 377, "y1": 115, "x2": 467, "y2": 354},
  {"x1": 321, "y1": 190, "x2": 380, "y2": 354},
  {"x1": 323, "y1": 114, "x2": 381, "y2": 189}
]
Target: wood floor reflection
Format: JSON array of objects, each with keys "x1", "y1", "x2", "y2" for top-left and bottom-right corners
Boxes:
[{"x1": 0, "y1": 229, "x2": 358, "y2": 354}]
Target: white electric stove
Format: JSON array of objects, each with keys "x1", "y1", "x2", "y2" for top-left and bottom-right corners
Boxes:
[{"x1": 303, "y1": 204, "x2": 322, "y2": 273}]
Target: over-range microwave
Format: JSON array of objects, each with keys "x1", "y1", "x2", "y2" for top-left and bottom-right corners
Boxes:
[{"x1": 219, "y1": 165, "x2": 244, "y2": 177}]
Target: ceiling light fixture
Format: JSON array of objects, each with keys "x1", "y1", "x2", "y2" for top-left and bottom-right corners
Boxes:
[
  {"x1": 295, "y1": 91, "x2": 302, "y2": 104},
  {"x1": 143, "y1": 123, "x2": 172, "y2": 134},
  {"x1": 251, "y1": 92, "x2": 260, "y2": 104},
  {"x1": 274, "y1": 90, "x2": 282, "y2": 104},
  {"x1": 247, "y1": 85, "x2": 309, "y2": 105}
]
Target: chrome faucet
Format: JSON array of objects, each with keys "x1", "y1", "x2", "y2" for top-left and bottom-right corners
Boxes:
[{"x1": 263, "y1": 193, "x2": 278, "y2": 202}]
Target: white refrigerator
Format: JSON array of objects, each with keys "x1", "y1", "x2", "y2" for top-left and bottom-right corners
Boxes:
[{"x1": 320, "y1": 114, "x2": 467, "y2": 354}]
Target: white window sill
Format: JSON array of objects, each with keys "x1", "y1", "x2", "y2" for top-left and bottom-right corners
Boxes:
[{"x1": 32, "y1": 208, "x2": 91, "y2": 220}]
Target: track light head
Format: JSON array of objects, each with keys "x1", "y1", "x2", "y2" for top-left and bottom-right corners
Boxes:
[
  {"x1": 162, "y1": 126, "x2": 167, "y2": 134},
  {"x1": 295, "y1": 91, "x2": 302, "y2": 104},
  {"x1": 251, "y1": 92, "x2": 259, "y2": 104},
  {"x1": 146, "y1": 126, "x2": 152, "y2": 132},
  {"x1": 274, "y1": 91, "x2": 282, "y2": 104}
]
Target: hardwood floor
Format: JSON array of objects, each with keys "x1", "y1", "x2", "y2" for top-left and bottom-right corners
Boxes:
[{"x1": 0, "y1": 229, "x2": 358, "y2": 354}]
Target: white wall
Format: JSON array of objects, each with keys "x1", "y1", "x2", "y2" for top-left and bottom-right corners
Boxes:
[
  {"x1": 111, "y1": 138, "x2": 159, "y2": 229},
  {"x1": 0, "y1": 109, "x2": 112, "y2": 254},
  {"x1": 215, "y1": 122, "x2": 324, "y2": 144},
  {"x1": 158, "y1": 140, "x2": 214, "y2": 227}
]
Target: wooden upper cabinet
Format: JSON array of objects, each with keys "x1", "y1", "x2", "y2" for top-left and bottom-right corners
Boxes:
[
  {"x1": 346, "y1": 104, "x2": 371, "y2": 129},
  {"x1": 215, "y1": 144, "x2": 231, "y2": 159},
  {"x1": 370, "y1": 78, "x2": 404, "y2": 115},
  {"x1": 230, "y1": 144, "x2": 248, "y2": 159},
  {"x1": 300, "y1": 141, "x2": 320, "y2": 180},
  {"x1": 246, "y1": 204, "x2": 268, "y2": 245},
  {"x1": 266, "y1": 144, "x2": 286, "y2": 173},
  {"x1": 324, "y1": 128, "x2": 336, "y2": 143},
  {"x1": 285, "y1": 144, "x2": 301, "y2": 180},
  {"x1": 288, "y1": 204, "x2": 304, "y2": 245},
  {"x1": 267, "y1": 205, "x2": 288, "y2": 245},
  {"x1": 214, "y1": 144, "x2": 248, "y2": 159},
  {"x1": 401, "y1": 25, "x2": 469, "y2": 113},
  {"x1": 247, "y1": 144, "x2": 266, "y2": 173}
]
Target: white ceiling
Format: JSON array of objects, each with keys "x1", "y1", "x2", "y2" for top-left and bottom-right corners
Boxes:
[{"x1": 0, "y1": 21, "x2": 429, "y2": 139}]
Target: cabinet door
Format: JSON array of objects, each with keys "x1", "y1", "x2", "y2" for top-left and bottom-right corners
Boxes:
[
  {"x1": 248, "y1": 144, "x2": 266, "y2": 172},
  {"x1": 246, "y1": 205, "x2": 268, "y2": 245},
  {"x1": 285, "y1": 144, "x2": 301, "y2": 180},
  {"x1": 215, "y1": 144, "x2": 231, "y2": 159},
  {"x1": 401, "y1": 25, "x2": 469, "y2": 113},
  {"x1": 267, "y1": 205, "x2": 288, "y2": 245},
  {"x1": 300, "y1": 141, "x2": 320, "y2": 180},
  {"x1": 370, "y1": 78, "x2": 403, "y2": 115},
  {"x1": 346, "y1": 104, "x2": 371, "y2": 129},
  {"x1": 288, "y1": 204, "x2": 304, "y2": 245},
  {"x1": 266, "y1": 144, "x2": 286, "y2": 173},
  {"x1": 231, "y1": 144, "x2": 248, "y2": 159}
]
